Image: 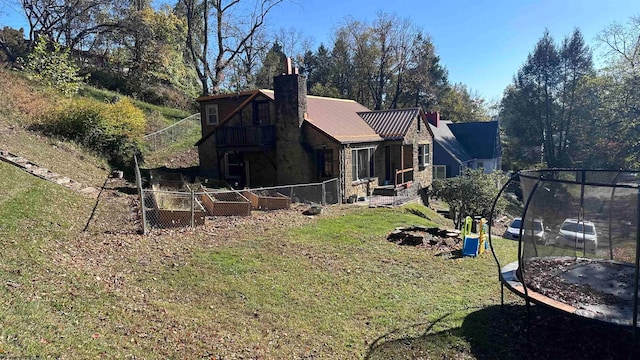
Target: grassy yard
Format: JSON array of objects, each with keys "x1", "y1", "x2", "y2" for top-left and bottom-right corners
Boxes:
[
  {"x1": 2, "y1": 159, "x2": 638, "y2": 358},
  {"x1": 0, "y1": 157, "x2": 527, "y2": 358}
]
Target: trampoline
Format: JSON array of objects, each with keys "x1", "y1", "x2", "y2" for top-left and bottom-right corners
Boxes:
[{"x1": 489, "y1": 169, "x2": 640, "y2": 337}]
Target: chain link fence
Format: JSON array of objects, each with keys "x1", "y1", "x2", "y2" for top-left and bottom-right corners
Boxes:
[
  {"x1": 368, "y1": 183, "x2": 424, "y2": 207},
  {"x1": 135, "y1": 155, "x2": 340, "y2": 234},
  {"x1": 143, "y1": 113, "x2": 200, "y2": 152}
]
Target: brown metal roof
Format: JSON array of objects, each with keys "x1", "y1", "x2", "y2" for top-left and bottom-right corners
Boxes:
[
  {"x1": 305, "y1": 95, "x2": 382, "y2": 144},
  {"x1": 195, "y1": 90, "x2": 383, "y2": 145},
  {"x1": 358, "y1": 108, "x2": 421, "y2": 140}
]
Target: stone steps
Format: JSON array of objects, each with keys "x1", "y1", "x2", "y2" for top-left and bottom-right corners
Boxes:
[{"x1": 0, "y1": 149, "x2": 99, "y2": 197}]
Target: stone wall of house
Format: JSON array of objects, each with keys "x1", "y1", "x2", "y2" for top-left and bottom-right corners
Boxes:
[
  {"x1": 274, "y1": 74, "x2": 314, "y2": 185},
  {"x1": 405, "y1": 115, "x2": 433, "y2": 191},
  {"x1": 343, "y1": 143, "x2": 379, "y2": 202},
  {"x1": 244, "y1": 151, "x2": 278, "y2": 187},
  {"x1": 198, "y1": 138, "x2": 219, "y2": 178},
  {"x1": 302, "y1": 125, "x2": 341, "y2": 181}
]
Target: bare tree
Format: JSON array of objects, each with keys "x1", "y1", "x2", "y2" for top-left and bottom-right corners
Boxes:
[
  {"x1": 596, "y1": 16, "x2": 640, "y2": 74},
  {"x1": 274, "y1": 26, "x2": 311, "y2": 67},
  {"x1": 387, "y1": 16, "x2": 416, "y2": 109},
  {"x1": 181, "y1": 0, "x2": 285, "y2": 95},
  {"x1": 19, "y1": 0, "x2": 119, "y2": 50},
  {"x1": 227, "y1": 25, "x2": 269, "y2": 91}
]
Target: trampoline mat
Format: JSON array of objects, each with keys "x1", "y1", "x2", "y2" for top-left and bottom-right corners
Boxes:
[{"x1": 503, "y1": 258, "x2": 640, "y2": 326}]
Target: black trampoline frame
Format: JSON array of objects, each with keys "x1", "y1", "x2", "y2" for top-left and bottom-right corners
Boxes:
[{"x1": 488, "y1": 168, "x2": 640, "y2": 340}]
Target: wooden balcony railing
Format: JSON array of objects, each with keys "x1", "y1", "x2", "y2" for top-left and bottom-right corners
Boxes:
[
  {"x1": 215, "y1": 125, "x2": 276, "y2": 149},
  {"x1": 395, "y1": 168, "x2": 414, "y2": 188}
]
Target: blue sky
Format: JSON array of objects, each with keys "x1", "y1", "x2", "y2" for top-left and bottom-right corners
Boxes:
[
  {"x1": 2, "y1": 0, "x2": 639, "y2": 102},
  {"x1": 266, "y1": 0, "x2": 640, "y2": 103}
]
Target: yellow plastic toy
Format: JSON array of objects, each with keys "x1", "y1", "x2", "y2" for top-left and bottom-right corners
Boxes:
[
  {"x1": 462, "y1": 216, "x2": 489, "y2": 257},
  {"x1": 478, "y1": 218, "x2": 487, "y2": 254}
]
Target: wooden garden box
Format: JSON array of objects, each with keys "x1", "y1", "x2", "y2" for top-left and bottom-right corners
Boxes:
[
  {"x1": 200, "y1": 190, "x2": 251, "y2": 217},
  {"x1": 151, "y1": 190, "x2": 206, "y2": 228},
  {"x1": 242, "y1": 190, "x2": 291, "y2": 210},
  {"x1": 156, "y1": 208, "x2": 206, "y2": 227}
]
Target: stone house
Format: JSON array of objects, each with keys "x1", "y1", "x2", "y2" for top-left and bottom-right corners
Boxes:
[{"x1": 195, "y1": 69, "x2": 434, "y2": 203}]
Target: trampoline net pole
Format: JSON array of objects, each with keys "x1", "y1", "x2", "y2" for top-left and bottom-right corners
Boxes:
[
  {"x1": 633, "y1": 186, "x2": 640, "y2": 340},
  {"x1": 608, "y1": 171, "x2": 622, "y2": 261}
]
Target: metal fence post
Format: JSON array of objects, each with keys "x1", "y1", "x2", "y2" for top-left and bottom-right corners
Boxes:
[
  {"x1": 322, "y1": 180, "x2": 326, "y2": 205},
  {"x1": 134, "y1": 154, "x2": 148, "y2": 235},
  {"x1": 191, "y1": 189, "x2": 195, "y2": 228},
  {"x1": 141, "y1": 190, "x2": 147, "y2": 235}
]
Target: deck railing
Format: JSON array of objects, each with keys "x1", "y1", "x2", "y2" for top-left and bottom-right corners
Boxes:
[
  {"x1": 395, "y1": 168, "x2": 414, "y2": 187},
  {"x1": 215, "y1": 125, "x2": 276, "y2": 148}
]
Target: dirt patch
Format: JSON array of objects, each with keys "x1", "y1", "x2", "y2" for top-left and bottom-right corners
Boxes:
[
  {"x1": 522, "y1": 257, "x2": 640, "y2": 326},
  {"x1": 524, "y1": 257, "x2": 621, "y2": 308},
  {"x1": 387, "y1": 226, "x2": 463, "y2": 252}
]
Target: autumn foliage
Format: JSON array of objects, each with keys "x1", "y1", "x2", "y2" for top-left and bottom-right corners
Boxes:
[{"x1": 41, "y1": 97, "x2": 146, "y2": 168}]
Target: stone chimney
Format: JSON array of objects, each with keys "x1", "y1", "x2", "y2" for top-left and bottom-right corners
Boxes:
[
  {"x1": 274, "y1": 64, "x2": 306, "y2": 129},
  {"x1": 274, "y1": 59, "x2": 311, "y2": 184},
  {"x1": 425, "y1": 111, "x2": 440, "y2": 127}
]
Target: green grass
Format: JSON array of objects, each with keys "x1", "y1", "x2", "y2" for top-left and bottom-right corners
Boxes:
[
  {"x1": 0, "y1": 162, "x2": 117, "y2": 357},
  {"x1": 401, "y1": 202, "x2": 455, "y2": 228},
  {"x1": 0, "y1": 161, "x2": 522, "y2": 358},
  {"x1": 141, "y1": 124, "x2": 200, "y2": 167},
  {"x1": 132, "y1": 207, "x2": 519, "y2": 358}
]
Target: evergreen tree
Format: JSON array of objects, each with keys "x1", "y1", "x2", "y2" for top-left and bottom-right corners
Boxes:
[
  {"x1": 255, "y1": 42, "x2": 287, "y2": 89},
  {"x1": 500, "y1": 29, "x2": 593, "y2": 168}
]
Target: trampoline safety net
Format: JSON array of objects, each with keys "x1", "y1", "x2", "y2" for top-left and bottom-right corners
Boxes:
[{"x1": 504, "y1": 169, "x2": 640, "y2": 327}]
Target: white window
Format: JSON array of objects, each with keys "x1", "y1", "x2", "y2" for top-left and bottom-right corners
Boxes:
[
  {"x1": 433, "y1": 165, "x2": 446, "y2": 179},
  {"x1": 417, "y1": 144, "x2": 430, "y2": 167},
  {"x1": 352, "y1": 148, "x2": 374, "y2": 181},
  {"x1": 205, "y1": 104, "x2": 219, "y2": 125}
]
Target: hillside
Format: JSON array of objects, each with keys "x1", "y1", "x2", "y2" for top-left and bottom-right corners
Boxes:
[
  {"x1": 0, "y1": 67, "x2": 198, "y2": 175},
  {"x1": 0, "y1": 69, "x2": 110, "y2": 188},
  {"x1": 1, "y1": 67, "x2": 636, "y2": 359}
]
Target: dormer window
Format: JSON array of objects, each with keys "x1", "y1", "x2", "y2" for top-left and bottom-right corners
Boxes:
[{"x1": 205, "y1": 104, "x2": 219, "y2": 125}]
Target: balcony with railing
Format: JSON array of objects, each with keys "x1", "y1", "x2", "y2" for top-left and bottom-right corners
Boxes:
[
  {"x1": 394, "y1": 167, "x2": 414, "y2": 188},
  {"x1": 215, "y1": 125, "x2": 276, "y2": 150}
]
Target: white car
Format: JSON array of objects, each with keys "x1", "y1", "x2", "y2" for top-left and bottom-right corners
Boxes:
[
  {"x1": 555, "y1": 219, "x2": 598, "y2": 252},
  {"x1": 503, "y1": 217, "x2": 546, "y2": 244}
]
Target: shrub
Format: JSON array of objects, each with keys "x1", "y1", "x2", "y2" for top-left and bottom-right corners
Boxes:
[
  {"x1": 42, "y1": 97, "x2": 146, "y2": 169},
  {"x1": 105, "y1": 98, "x2": 146, "y2": 138},
  {"x1": 431, "y1": 169, "x2": 508, "y2": 229},
  {"x1": 25, "y1": 36, "x2": 83, "y2": 95}
]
